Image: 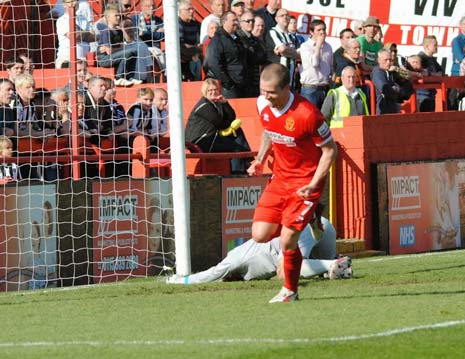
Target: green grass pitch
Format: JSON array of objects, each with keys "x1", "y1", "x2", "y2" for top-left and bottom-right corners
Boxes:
[{"x1": 1, "y1": 249, "x2": 465, "y2": 358}]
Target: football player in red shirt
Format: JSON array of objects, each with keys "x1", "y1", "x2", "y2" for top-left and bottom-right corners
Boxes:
[{"x1": 248, "y1": 63, "x2": 338, "y2": 303}]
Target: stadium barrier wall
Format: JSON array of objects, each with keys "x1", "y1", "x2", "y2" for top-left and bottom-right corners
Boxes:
[
  {"x1": 376, "y1": 160, "x2": 465, "y2": 255},
  {"x1": 0, "y1": 176, "x2": 230, "y2": 291},
  {"x1": 331, "y1": 110, "x2": 465, "y2": 248}
]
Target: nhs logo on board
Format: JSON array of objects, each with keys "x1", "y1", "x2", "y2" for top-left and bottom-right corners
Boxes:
[{"x1": 399, "y1": 225, "x2": 415, "y2": 246}]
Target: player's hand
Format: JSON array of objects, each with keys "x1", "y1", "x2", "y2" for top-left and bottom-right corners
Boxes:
[
  {"x1": 296, "y1": 184, "x2": 316, "y2": 199},
  {"x1": 247, "y1": 160, "x2": 263, "y2": 176},
  {"x1": 314, "y1": 33, "x2": 325, "y2": 47}
]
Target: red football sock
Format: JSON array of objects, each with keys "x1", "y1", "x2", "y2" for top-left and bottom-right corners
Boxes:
[{"x1": 282, "y1": 247, "x2": 302, "y2": 293}]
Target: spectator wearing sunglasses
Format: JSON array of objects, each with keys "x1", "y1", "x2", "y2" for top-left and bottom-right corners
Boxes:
[
  {"x1": 237, "y1": 11, "x2": 267, "y2": 96},
  {"x1": 119, "y1": 0, "x2": 134, "y2": 20},
  {"x1": 351, "y1": 19, "x2": 364, "y2": 36}
]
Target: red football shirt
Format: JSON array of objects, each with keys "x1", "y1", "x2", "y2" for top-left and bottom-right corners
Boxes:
[{"x1": 257, "y1": 93, "x2": 333, "y2": 181}]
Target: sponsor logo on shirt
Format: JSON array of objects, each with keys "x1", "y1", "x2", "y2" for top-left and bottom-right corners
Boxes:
[
  {"x1": 265, "y1": 129, "x2": 296, "y2": 146},
  {"x1": 284, "y1": 117, "x2": 295, "y2": 131}
]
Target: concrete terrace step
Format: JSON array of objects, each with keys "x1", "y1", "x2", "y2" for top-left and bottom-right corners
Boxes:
[{"x1": 336, "y1": 239, "x2": 386, "y2": 258}]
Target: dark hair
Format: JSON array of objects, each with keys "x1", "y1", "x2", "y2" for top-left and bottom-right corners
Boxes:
[
  {"x1": 310, "y1": 19, "x2": 326, "y2": 32},
  {"x1": 221, "y1": 11, "x2": 236, "y2": 23},
  {"x1": 76, "y1": 58, "x2": 88, "y2": 67},
  {"x1": 5, "y1": 57, "x2": 24, "y2": 70},
  {"x1": 339, "y1": 28, "x2": 354, "y2": 39}
]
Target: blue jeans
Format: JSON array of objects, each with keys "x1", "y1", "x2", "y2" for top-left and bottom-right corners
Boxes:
[
  {"x1": 97, "y1": 47, "x2": 138, "y2": 79},
  {"x1": 97, "y1": 41, "x2": 151, "y2": 81},
  {"x1": 300, "y1": 86, "x2": 327, "y2": 109}
]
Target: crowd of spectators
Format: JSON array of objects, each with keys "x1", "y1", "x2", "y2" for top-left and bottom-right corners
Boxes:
[{"x1": 0, "y1": 0, "x2": 463, "y2": 181}]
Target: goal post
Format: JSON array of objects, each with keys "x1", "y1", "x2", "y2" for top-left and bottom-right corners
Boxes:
[
  {"x1": 0, "y1": 0, "x2": 192, "y2": 291},
  {"x1": 163, "y1": 0, "x2": 191, "y2": 276}
]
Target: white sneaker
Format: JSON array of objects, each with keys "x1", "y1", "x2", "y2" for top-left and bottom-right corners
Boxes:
[
  {"x1": 166, "y1": 274, "x2": 188, "y2": 284},
  {"x1": 328, "y1": 256, "x2": 352, "y2": 279},
  {"x1": 269, "y1": 286, "x2": 299, "y2": 303},
  {"x1": 129, "y1": 78, "x2": 143, "y2": 85},
  {"x1": 115, "y1": 78, "x2": 134, "y2": 87}
]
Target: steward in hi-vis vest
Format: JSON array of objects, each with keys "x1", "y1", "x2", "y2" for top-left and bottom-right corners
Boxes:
[{"x1": 326, "y1": 86, "x2": 369, "y2": 128}]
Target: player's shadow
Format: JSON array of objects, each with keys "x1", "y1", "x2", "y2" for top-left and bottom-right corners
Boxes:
[
  {"x1": 402, "y1": 263, "x2": 465, "y2": 274},
  {"x1": 307, "y1": 288, "x2": 465, "y2": 302}
]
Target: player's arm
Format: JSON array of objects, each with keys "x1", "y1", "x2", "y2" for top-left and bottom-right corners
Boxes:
[
  {"x1": 247, "y1": 131, "x2": 272, "y2": 176},
  {"x1": 297, "y1": 139, "x2": 338, "y2": 198}
]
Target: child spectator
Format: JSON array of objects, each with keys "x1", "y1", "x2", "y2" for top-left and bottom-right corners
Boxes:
[
  {"x1": 0, "y1": 136, "x2": 20, "y2": 181},
  {"x1": 126, "y1": 87, "x2": 159, "y2": 152}
]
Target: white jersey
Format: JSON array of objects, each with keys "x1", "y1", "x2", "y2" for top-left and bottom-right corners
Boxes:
[{"x1": 185, "y1": 217, "x2": 336, "y2": 284}]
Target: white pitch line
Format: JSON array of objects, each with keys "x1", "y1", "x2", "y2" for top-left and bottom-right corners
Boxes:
[
  {"x1": 0, "y1": 319, "x2": 464, "y2": 348},
  {"x1": 368, "y1": 249, "x2": 465, "y2": 262}
]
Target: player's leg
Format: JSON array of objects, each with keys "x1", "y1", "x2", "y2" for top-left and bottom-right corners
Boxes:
[
  {"x1": 251, "y1": 221, "x2": 280, "y2": 243},
  {"x1": 280, "y1": 226, "x2": 302, "y2": 291},
  {"x1": 304, "y1": 218, "x2": 352, "y2": 279},
  {"x1": 309, "y1": 217, "x2": 337, "y2": 260},
  {"x1": 167, "y1": 238, "x2": 258, "y2": 284},
  {"x1": 252, "y1": 179, "x2": 285, "y2": 243},
  {"x1": 242, "y1": 251, "x2": 278, "y2": 281},
  {"x1": 269, "y1": 226, "x2": 301, "y2": 303},
  {"x1": 300, "y1": 259, "x2": 334, "y2": 278},
  {"x1": 269, "y1": 193, "x2": 320, "y2": 303}
]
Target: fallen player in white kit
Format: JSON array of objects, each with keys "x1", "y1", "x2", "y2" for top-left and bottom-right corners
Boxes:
[{"x1": 166, "y1": 216, "x2": 352, "y2": 284}]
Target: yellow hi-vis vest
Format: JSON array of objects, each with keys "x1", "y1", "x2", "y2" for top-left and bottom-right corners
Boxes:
[{"x1": 328, "y1": 86, "x2": 369, "y2": 128}]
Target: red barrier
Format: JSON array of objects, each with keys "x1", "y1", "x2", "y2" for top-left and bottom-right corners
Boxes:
[{"x1": 331, "y1": 110, "x2": 465, "y2": 248}]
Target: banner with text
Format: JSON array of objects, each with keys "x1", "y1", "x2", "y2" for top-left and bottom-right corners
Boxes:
[
  {"x1": 284, "y1": 0, "x2": 465, "y2": 73},
  {"x1": 221, "y1": 177, "x2": 268, "y2": 257},
  {"x1": 92, "y1": 179, "x2": 175, "y2": 282},
  {"x1": 387, "y1": 160, "x2": 465, "y2": 254}
]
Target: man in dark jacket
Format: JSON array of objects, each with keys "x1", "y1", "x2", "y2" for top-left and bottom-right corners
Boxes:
[
  {"x1": 178, "y1": 0, "x2": 202, "y2": 81},
  {"x1": 205, "y1": 11, "x2": 248, "y2": 99},
  {"x1": 371, "y1": 49, "x2": 413, "y2": 114},
  {"x1": 237, "y1": 11, "x2": 267, "y2": 97},
  {"x1": 82, "y1": 76, "x2": 112, "y2": 145},
  {"x1": 0, "y1": 79, "x2": 15, "y2": 137}
]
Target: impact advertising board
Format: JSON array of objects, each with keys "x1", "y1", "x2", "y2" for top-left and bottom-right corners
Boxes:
[
  {"x1": 221, "y1": 177, "x2": 268, "y2": 257},
  {"x1": 285, "y1": 0, "x2": 465, "y2": 73},
  {"x1": 0, "y1": 185, "x2": 57, "y2": 292},
  {"x1": 387, "y1": 160, "x2": 465, "y2": 254},
  {"x1": 92, "y1": 180, "x2": 176, "y2": 282}
]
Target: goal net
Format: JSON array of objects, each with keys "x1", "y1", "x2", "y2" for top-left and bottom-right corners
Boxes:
[{"x1": 0, "y1": 0, "x2": 181, "y2": 291}]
